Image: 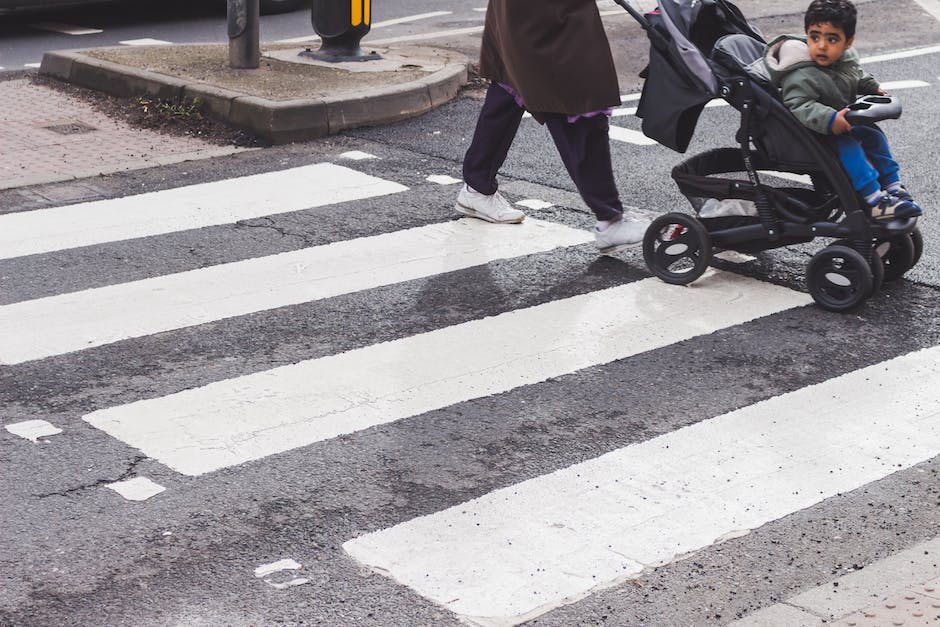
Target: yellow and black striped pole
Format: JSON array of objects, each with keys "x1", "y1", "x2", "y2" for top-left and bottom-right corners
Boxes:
[{"x1": 303, "y1": 0, "x2": 381, "y2": 62}]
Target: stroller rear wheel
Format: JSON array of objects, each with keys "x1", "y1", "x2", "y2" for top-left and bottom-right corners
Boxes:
[
  {"x1": 806, "y1": 245, "x2": 873, "y2": 311},
  {"x1": 643, "y1": 213, "x2": 712, "y2": 285}
]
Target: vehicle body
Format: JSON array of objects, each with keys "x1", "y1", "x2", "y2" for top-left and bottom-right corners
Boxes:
[{"x1": 0, "y1": 0, "x2": 305, "y2": 15}]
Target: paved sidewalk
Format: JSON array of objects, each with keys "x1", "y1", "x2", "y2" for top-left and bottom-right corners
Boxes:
[{"x1": 0, "y1": 78, "x2": 248, "y2": 191}]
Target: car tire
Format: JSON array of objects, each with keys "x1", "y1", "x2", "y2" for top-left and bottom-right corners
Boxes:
[{"x1": 260, "y1": 0, "x2": 306, "y2": 14}]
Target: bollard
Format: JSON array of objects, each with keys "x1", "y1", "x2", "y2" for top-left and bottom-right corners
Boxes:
[
  {"x1": 300, "y1": 0, "x2": 381, "y2": 62},
  {"x1": 228, "y1": 0, "x2": 261, "y2": 69}
]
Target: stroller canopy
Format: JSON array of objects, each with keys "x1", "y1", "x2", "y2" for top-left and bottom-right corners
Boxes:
[{"x1": 636, "y1": 0, "x2": 764, "y2": 152}]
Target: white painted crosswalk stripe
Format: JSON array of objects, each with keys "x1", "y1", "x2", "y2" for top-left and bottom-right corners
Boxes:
[
  {"x1": 608, "y1": 124, "x2": 658, "y2": 145},
  {"x1": 0, "y1": 163, "x2": 406, "y2": 260},
  {"x1": 344, "y1": 345, "x2": 940, "y2": 625},
  {"x1": 0, "y1": 219, "x2": 591, "y2": 364},
  {"x1": 83, "y1": 270, "x2": 810, "y2": 477}
]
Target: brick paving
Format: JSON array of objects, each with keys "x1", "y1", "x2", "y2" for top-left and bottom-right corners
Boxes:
[{"x1": 0, "y1": 78, "x2": 247, "y2": 190}]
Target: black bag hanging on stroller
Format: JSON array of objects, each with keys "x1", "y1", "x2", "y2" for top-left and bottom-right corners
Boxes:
[
  {"x1": 615, "y1": 0, "x2": 922, "y2": 312},
  {"x1": 635, "y1": 0, "x2": 762, "y2": 153}
]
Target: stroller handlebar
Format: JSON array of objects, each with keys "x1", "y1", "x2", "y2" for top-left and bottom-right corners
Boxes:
[
  {"x1": 612, "y1": 0, "x2": 652, "y2": 30},
  {"x1": 844, "y1": 94, "x2": 903, "y2": 124}
]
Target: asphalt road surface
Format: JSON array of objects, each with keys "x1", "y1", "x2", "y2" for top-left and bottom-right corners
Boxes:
[{"x1": 2, "y1": 0, "x2": 940, "y2": 625}]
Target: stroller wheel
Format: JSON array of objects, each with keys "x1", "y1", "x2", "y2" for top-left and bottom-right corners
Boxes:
[
  {"x1": 806, "y1": 245, "x2": 873, "y2": 312},
  {"x1": 874, "y1": 233, "x2": 916, "y2": 282},
  {"x1": 911, "y1": 226, "x2": 924, "y2": 267},
  {"x1": 869, "y1": 249, "x2": 884, "y2": 295},
  {"x1": 642, "y1": 213, "x2": 712, "y2": 285}
]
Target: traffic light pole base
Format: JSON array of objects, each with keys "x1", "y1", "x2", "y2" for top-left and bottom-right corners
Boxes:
[{"x1": 300, "y1": 46, "x2": 382, "y2": 63}]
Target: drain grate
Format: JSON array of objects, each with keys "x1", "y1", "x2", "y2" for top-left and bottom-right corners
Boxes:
[{"x1": 43, "y1": 121, "x2": 98, "y2": 135}]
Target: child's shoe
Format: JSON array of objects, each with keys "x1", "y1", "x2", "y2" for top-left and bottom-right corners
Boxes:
[
  {"x1": 869, "y1": 193, "x2": 922, "y2": 221},
  {"x1": 893, "y1": 186, "x2": 923, "y2": 212}
]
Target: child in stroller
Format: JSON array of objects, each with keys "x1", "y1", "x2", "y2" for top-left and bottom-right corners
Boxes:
[
  {"x1": 613, "y1": 0, "x2": 922, "y2": 312},
  {"x1": 764, "y1": 0, "x2": 922, "y2": 222}
]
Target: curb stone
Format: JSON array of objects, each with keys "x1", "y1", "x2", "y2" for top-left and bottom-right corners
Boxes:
[{"x1": 38, "y1": 47, "x2": 469, "y2": 144}]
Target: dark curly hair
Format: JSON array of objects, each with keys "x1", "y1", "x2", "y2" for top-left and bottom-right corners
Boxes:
[{"x1": 804, "y1": 0, "x2": 857, "y2": 39}]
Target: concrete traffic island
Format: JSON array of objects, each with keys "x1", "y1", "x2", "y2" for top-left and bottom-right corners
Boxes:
[{"x1": 39, "y1": 43, "x2": 470, "y2": 144}]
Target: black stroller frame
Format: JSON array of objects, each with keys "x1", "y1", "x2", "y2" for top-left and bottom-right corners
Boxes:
[{"x1": 614, "y1": 0, "x2": 922, "y2": 311}]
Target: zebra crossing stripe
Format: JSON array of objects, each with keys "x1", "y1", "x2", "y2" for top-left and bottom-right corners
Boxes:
[
  {"x1": 0, "y1": 219, "x2": 591, "y2": 364},
  {"x1": 607, "y1": 125, "x2": 658, "y2": 145},
  {"x1": 83, "y1": 270, "x2": 811, "y2": 477},
  {"x1": 0, "y1": 163, "x2": 407, "y2": 260},
  {"x1": 343, "y1": 345, "x2": 940, "y2": 625}
]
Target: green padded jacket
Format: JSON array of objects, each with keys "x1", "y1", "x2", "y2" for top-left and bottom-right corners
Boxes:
[{"x1": 763, "y1": 34, "x2": 881, "y2": 134}]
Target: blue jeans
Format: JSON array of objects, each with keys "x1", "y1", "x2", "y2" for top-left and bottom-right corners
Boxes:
[{"x1": 835, "y1": 125, "x2": 901, "y2": 199}]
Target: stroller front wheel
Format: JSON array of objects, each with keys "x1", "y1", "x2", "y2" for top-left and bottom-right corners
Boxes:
[
  {"x1": 806, "y1": 245, "x2": 873, "y2": 311},
  {"x1": 642, "y1": 213, "x2": 712, "y2": 285}
]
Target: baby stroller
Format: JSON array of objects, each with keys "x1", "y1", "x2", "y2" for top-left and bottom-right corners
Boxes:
[{"x1": 614, "y1": 0, "x2": 923, "y2": 311}]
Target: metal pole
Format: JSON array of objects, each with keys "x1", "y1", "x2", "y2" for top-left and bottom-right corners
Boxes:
[{"x1": 228, "y1": 0, "x2": 260, "y2": 69}]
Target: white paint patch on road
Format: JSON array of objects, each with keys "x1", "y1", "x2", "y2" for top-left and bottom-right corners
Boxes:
[
  {"x1": 254, "y1": 558, "x2": 302, "y2": 578},
  {"x1": 714, "y1": 250, "x2": 757, "y2": 263},
  {"x1": 608, "y1": 125, "x2": 658, "y2": 145},
  {"x1": 23, "y1": 63, "x2": 41, "y2": 69},
  {"x1": 515, "y1": 199, "x2": 553, "y2": 210},
  {"x1": 119, "y1": 38, "x2": 172, "y2": 46},
  {"x1": 759, "y1": 170, "x2": 813, "y2": 185},
  {"x1": 344, "y1": 345, "x2": 940, "y2": 625},
  {"x1": 426, "y1": 174, "x2": 462, "y2": 185},
  {"x1": 339, "y1": 150, "x2": 377, "y2": 160},
  {"x1": 5, "y1": 420, "x2": 62, "y2": 442},
  {"x1": 254, "y1": 558, "x2": 310, "y2": 589},
  {"x1": 29, "y1": 22, "x2": 103, "y2": 35},
  {"x1": 84, "y1": 270, "x2": 810, "y2": 477},
  {"x1": 0, "y1": 218, "x2": 590, "y2": 364},
  {"x1": 0, "y1": 163, "x2": 407, "y2": 261},
  {"x1": 106, "y1": 477, "x2": 165, "y2": 501}
]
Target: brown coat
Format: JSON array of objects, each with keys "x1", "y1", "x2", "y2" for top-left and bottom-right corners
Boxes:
[{"x1": 479, "y1": 0, "x2": 621, "y2": 116}]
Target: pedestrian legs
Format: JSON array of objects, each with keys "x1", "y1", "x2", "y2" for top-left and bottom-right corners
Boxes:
[
  {"x1": 544, "y1": 113, "x2": 624, "y2": 222},
  {"x1": 462, "y1": 83, "x2": 525, "y2": 196}
]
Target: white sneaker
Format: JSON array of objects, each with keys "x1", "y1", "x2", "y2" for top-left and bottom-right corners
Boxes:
[
  {"x1": 594, "y1": 215, "x2": 650, "y2": 254},
  {"x1": 455, "y1": 185, "x2": 526, "y2": 224}
]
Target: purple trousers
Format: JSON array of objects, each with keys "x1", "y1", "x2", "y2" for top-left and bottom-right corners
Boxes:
[{"x1": 462, "y1": 83, "x2": 625, "y2": 222}]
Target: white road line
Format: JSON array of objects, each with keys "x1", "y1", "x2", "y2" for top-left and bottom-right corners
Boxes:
[
  {"x1": 0, "y1": 163, "x2": 406, "y2": 261},
  {"x1": 863, "y1": 44, "x2": 940, "y2": 64},
  {"x1": 275, "y1": 11, "x2": 453, "y2": 43},
  {"x1": 119, "y1": 38, "x2": 172, "y2": 46},
  {"x1": 879, "y1": 79, "x2": 931, "y2": 90},
  {"x1": 344, "y1": 345, "x2": 940, "y2": 625},
  {"x1": 367, "y1": 26, "x2": 484, "y2": 46},
  {"x1": 0, "y1": 219, "x2": 592, "y2": 365},
  {"x1": 29, "y1": 22, "x2": 102, "y2": 35},
  {"x1": 23, "y1": 63, "x2": 41, "y2": 68},
  {"x1": 608, "y1": 125, "x2": 658, "y2": 145},
  {"x1": 911, "y1": 0, "x2": 940, "y2": 21},
  {"x1": 84, "y1": 270, "x2": 810, "y2": 477}
]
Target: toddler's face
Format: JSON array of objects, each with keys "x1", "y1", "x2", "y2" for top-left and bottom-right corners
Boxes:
[{"x1": 806, "y1": 21, "x2": 854, "y2": 66}]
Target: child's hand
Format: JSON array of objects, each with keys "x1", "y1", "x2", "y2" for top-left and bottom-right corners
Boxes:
[
  {"x1": 831, "y1": 108, "x2": 852, "y2": 135},
  {"x1": 878, "y1": 89, "x2": 888, "y2": 95}
]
